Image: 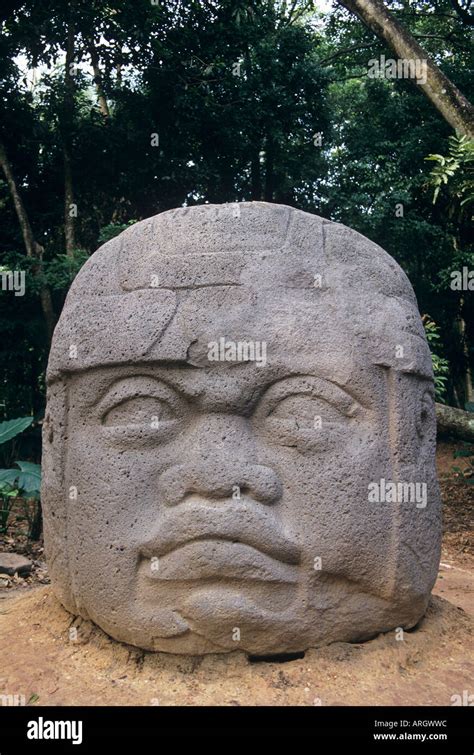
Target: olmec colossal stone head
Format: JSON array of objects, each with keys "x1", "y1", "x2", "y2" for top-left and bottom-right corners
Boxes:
[{"x1": 42, "y1": 202, "x2": 441, "y2": 655}]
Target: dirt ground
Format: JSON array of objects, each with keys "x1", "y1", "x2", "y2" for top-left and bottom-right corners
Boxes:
[
  {"x1": 0, "y1": 441, "x2": 472, "y2": 706},
  {"x1": 0, "y1": 587, "x2": 472, "y2": 706},
  {"x1": 433, "y1": 441, "x2": 474, "y2": 622}
]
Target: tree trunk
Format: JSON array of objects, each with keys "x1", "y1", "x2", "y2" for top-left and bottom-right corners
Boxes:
[
  {"x1": 264, "y1": 135, "x2": 275, "y2": 202},
  {"x1": 251, "y1": 152, "x2": 263, "y2": 200},
  {"x1": 0, "y1": 140, "x2": 37, "y2": 257},
  {"x1": 63, "y1": 145, "x2": 76, "y2": 257},
  {"x1": 459, "y1": 297, "x2": 474, "y2": 405},
  {"x1": 337, "y1": 0, "x2": 474, "y2": 138},
  {"x1": 88, "y1": 38, "x2": 110, "y2": 120},
  {"x1": 63, "y1": 22, "x2": 77, "y2": 257},
  {"x1": 39, "y1": 287, "x2": 55, "y2": 342},
  {"x1": 0, "y1": 139, "x2": 55, "y2": 342},
  {"x1": 436, "y1": 402, "x2": 474, "y2": 442}
]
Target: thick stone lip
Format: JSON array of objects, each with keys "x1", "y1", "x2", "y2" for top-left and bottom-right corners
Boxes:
[
  {"x1": 139, "y1": 538, "x2": 300, "y2": 583},
  {"x1": 140, "y1": 516, "x2": 301, "y2": 566}
]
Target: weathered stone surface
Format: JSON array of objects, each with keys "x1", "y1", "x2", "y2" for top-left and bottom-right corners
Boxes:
[
  {"x1": 0, "y1": 553, "x2": 32, "y2": 576},
  {"x1": 42, "y1": 202, "x2": 442, "y2": 655}
]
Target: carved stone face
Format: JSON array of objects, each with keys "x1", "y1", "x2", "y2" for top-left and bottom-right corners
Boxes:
[{"x1": 42, "y1": 203, "x2": 441, "y2": 655}]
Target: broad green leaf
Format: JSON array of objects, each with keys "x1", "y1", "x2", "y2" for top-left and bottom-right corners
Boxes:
[
  {"x1": 16, "y1": 461, "x2": 41, "y2": 494},
  {"x1": 0, "y1": 469, "x2": 20, "y2": 485},
  {"x1": 0, "y1": 417, "x2": 33, "y2": 445}
]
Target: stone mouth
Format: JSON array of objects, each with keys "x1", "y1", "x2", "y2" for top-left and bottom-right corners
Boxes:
[
  {"x1": 139, "y1": 501, "x2": 301, "y2": 569},
  {"x1": 141, "y1": 538, "x2": 300, "y2": 583}
]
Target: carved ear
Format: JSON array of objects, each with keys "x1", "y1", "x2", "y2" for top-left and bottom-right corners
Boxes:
[
  {"x1": 42, "y1": 379, "x2": 78, "y2": 613},
  {"x1": 384, "y1": 370, "x2": 441, "y2": 607}
]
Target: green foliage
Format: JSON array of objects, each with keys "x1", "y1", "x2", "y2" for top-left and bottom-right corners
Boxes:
[
  {"x1": 0, "y1": 418, "x2": 41, "y2": 534},
  {"x1": 426, "y1": 135, "x2": 474, "y2": 210},
  {"x1": 98, "y1": 220, "x2": 137, "y2": 245},
  {"x1": 44, "y1": 251, "x2": 91, "y2": 291},
  {"x1": 0, "y1": 416, "x2": 33, "y2": 445},
  {"x1": 0, "y1": 495, "x2": 16, "y2": 535},
  {"x1": 423, "y1": 317, "x2": 450, "y2": 402},
  {"x1": 0, "y1": 0, "x2": 473, "y2": 425},
  {"x1": 0, "y1": 460, "x2": 41, "y2": 498}
]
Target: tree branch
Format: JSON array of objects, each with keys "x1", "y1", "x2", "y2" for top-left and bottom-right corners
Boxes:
[
  {"x1": 337, "y1": 0, "x2": 474, "y2": 138},
  {"x1": 320, "y1": 42, "x2": 379, "y2": 64},
  {"x1": 0, "y1": 138, "x2": 55, "y2": 340},
  {"x1": 449, "y1": 0, "x2": 474, "y2": 26}
]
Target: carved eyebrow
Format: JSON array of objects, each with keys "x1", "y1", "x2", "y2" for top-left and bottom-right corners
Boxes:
[
  {"x1": 256, "y1": 375, "x2": 360, "y2": 417},
  {"x1": 95, "y1": 375, "x2": 183, "y2": 417},
  {"x1": 84, "y1": 368, "x2": 362, "y2": 420}
]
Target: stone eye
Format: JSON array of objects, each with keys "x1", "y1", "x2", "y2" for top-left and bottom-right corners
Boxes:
[
  {"x1": 268, "y1": 394, "x2": 347, "y2": 429},
  {"x1": 102, "y1": 395, "x2": 175, "y2": 427}
]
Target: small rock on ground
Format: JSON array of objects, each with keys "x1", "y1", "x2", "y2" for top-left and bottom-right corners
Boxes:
[{"x1": 0, "y1": 552, "x2": 32, "y2": 576}]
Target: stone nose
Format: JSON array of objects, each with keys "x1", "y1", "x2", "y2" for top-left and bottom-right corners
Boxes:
[
  {"x1": 157, "y1": 413, "x2": 283, "y2": 506},
  {"x1": 157, "y1": 460, "x2": 283, "y2": 507}
]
